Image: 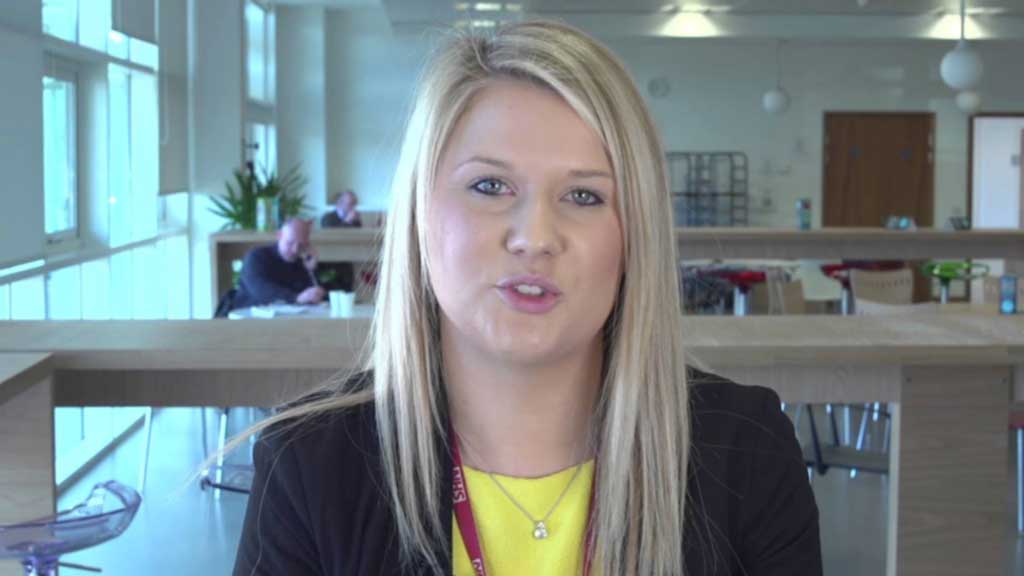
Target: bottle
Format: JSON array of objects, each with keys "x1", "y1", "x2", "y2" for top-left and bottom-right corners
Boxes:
[
  {"x1": 796, "y1": 198, "x2": 812, "y2": 230},
  {"x1": 1001, "y1": 275, "x2": 1018, "y2": 315}
]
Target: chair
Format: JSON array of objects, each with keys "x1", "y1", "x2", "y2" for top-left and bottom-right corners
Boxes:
[
  {"x1": 852, "y1": 299, "x2": 940, "y2": 316},
  {"x1": 750, "y1": 273, "x2": 806, "y2": 315},
  {"x1": 0, "y1": 481, "x2": 141, "y2": 576},
  {"x1": 798, "y1": 403, "x2": 889, "y2": 478},
  {"x1": 213, "y1": 288, "x2": 238, "y2": 319},
  {"x1": 921, "y1": 260, "x2": 990, "y2": 303},
  {"x1": 822, "y1": 260, "x2": 906, "y2": 315},
  {"x1": 849, "y1": 267, "x2": 913, "y2": 307}
]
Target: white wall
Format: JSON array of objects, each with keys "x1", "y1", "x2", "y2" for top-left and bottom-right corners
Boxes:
[
  {"x1": 325, "y1": 8, "x2": 427, "y2": 211},
  {"x1": 0, "y1": 5, "x2": 45, "y2": 267},
  {"x1": 277, "y1": 6, "x2": 327, "y2": 205},
  {"x1": 318, "y1": 8, "x2": 1024, "y2": 227},
  {"x1": 972, "y1": 116, "x2": 1024, "y2": 229},
  {"x1": 159, "y1": 0, "x2": 189, "y2": 194}
]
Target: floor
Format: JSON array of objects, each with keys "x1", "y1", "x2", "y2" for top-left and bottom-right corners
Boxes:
[{"x1": 18, "y1": 406, "x2": 1024, "y2": 575}]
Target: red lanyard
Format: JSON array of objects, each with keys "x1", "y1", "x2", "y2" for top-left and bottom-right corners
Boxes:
[{"x1": 450, "y1": 426, "x2": 598, "y2": 576}]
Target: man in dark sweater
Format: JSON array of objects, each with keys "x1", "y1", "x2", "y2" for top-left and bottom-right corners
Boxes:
[{"x1": 231, "y1": 218, "x2": 325, "y2": 310}]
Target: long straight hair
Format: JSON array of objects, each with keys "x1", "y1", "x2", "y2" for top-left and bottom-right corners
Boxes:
[{"x1": 236, "y1": 20, "x2": 691, "y2": 575}]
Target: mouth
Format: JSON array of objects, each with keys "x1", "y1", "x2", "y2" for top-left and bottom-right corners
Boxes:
[{"x1": 495, "y1": 276, "x2": 562, "y2": 314}]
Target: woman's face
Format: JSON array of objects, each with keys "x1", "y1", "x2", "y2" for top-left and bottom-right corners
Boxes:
[{"x1": 427, "y1": 79, "x2": 623, "y2": 366}]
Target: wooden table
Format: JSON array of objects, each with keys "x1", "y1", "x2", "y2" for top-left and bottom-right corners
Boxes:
[
  {"x1": 1, "y1": 315, "x2": 1022, "y2": 576},
  {"x1": 209, "y1": 227, "x2": 1024, "y2": 310}
]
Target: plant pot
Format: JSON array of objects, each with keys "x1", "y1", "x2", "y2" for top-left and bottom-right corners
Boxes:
[{"x1": 256, "y1": 197, "x2": 279, "y2": 231}]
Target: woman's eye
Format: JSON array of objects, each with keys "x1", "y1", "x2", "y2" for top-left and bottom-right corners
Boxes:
[
  {"x1": 470, "y1": 178, "x2": 507, "y2": 196},
  {"x1": 568, "y1": 189, "x2": 603, "y2": 206}
]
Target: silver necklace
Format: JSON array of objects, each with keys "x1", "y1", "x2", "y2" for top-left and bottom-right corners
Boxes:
[{"x1": 456, "y1": 431, "x2": 586, "y2": 541}]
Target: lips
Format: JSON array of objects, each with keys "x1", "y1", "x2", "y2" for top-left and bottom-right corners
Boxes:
[{"x1": 495, "y1": 275, "x2": 562, "y2": 314}]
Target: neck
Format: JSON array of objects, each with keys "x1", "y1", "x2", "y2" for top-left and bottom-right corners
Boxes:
[{"x1": 443, "y1": 325, "x2": 602, "y2": 478}]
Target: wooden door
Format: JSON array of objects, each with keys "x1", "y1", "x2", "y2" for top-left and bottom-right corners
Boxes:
[{"x1": 823, "y1": 113, "x2": 935, "y2": 301}]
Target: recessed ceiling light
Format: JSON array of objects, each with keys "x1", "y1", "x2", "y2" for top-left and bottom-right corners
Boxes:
[
  {"x1": 474, "y1": 2, "x2": 502, "y2": 10},
  {"x1": 504, "y1": 3, "x2": 522, "y2": 11},
  {"x1": 471, "y1": 19, "x2": 497, "y2": 27}
]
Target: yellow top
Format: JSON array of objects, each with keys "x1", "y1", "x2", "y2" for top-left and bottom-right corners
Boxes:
[{"x1": 452, "y1": 460, "x2": 596, "y2": 576}]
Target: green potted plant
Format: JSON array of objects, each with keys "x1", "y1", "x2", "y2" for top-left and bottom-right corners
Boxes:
[{"x1": 209, "y1": 163, "x2": 310, "y2": 230}]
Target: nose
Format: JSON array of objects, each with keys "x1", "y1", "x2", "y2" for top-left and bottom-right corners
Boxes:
[{"x1": 504, "y1": 192, "x2": 564, "y2": 257}]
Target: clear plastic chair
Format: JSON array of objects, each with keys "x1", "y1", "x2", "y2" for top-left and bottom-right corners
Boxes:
[{"x1": 0, "y1": 481, "x2": 141, "y2": 576}]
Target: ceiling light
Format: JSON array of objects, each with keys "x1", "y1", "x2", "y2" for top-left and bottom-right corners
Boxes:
[
  {"x1": 454, "y1": 3, "x2": 470, "y2": 11},
  {"x1": 471, "y1": 19, "x2": 497, "y2": 27},
  {"x1": 940, "y1": 0, "x2": 984, "y2": 91},
  {"x1": 504, "y1": 3, "x2": 522, "y2": 11},
  {"x1": 762, "y1": 88, "x2": 790, "y2": 115},
  {"x1": 955, "y1": 90, "x2": 981, "y2": 113},
  {"x1": 762, "y1": 41, "x2": 791, "y2": 115},
  {"x1": 474, "y1": 2, "x2": 502, "y2": 10},
  {"x1": 941, "y1": 41, "x2": 984, "y2": 90}
]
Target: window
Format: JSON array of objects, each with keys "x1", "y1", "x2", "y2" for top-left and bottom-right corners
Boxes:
[
  {"x1": 42, "y1": 70, "x2": 78, "y2": 242},
  {"x1": 246, "y1": 122, "x2": 277, "y2": 176},
  {"x1": 42, "y1": 0, "x2": 78, "y2": 42},
  {"x1": 108, "y1": 64, "x2": 159, "y2": 247},
  {"x1": 246, "y1": 1, "x2": 275, "y2": 104},
  {"x1": 42, "y1": 0, "x2": 114, "y2": 53}
]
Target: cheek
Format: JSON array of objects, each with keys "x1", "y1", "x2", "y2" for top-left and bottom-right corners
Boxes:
[{"x1": 427, "y1": 197, "x2": 493, "y2": 300}]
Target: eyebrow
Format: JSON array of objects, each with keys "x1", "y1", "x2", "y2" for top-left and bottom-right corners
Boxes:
[{"x1": 455, "y1": 155, "x2": 614, "y2": 180}]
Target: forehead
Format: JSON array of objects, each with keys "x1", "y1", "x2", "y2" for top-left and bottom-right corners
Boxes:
[{"x1": 440, "y1": 79, "x2": 610, "y2": 172}]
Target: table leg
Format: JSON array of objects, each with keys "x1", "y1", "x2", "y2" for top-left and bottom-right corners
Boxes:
[{"x1": 886, "y1": 365, "x2": 1010, "y2": 576}]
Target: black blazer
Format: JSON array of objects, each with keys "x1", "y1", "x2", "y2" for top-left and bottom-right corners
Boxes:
[{"x1": 233, "y1": 369, "x2": 822, "y2": 575}]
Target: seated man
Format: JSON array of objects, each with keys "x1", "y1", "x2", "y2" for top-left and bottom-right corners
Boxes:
[
  {"x1": 231, "y1": 218, "x2": 325, "y2": 310},
  {"x1": 321, "y1": 189, "x2": 362, "y2": 228},
  {"x1": 318, "y1": 189, "x2": 362, "y2": 292}
]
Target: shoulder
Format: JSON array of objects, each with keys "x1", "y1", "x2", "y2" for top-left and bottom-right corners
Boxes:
[
  {"x1": 687, "y1": 365, "x2": 788, "y2": 444},
  {"x1": 683, "y1": 366, "x2": 821, "y2": 574},
  {"x1": 685, "y1": 365, "x2": 801, "y2": 483},
  {"x1": 244, "y1": 244, "x2": 278, "y2": 264},
  {"x1": 254, "y1": 371, "x2": 382, "y2": 498}
]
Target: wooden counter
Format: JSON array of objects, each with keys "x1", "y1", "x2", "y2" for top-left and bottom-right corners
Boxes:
[
  {"x1": 2, "y1": 316, "x2": 1022, "y2": 576},
  {"x1": 210, "y1": 227, "x2": 1024, "y2": 307}
]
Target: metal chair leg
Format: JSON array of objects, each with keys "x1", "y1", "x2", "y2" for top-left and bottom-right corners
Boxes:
[
  {"x1": 214, "y1": 408, "x2": 228, "y2": 500},
  {"x1": 851, "y1": 403, "x2": 871, "y2": 478},
  {"x1": 827, "y1": 404, "x2": 841, "y2": 447},
  {"x1": 806, "y1": 405, "x2": 827, "y2": 476},
  {"x1": 1017, "y1": 428, "x2": 1023, "y2": 535},
  {"x1": 136, "y1": 407, "x2": 154, "y2": 493}
]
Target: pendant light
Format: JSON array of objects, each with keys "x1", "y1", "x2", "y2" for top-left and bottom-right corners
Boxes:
[
  {"x1": 955, "y1": 90, "x2": 981, "y2": 113},
  {"x1": 940, "y1": 0, "x2": 983, "y2": 91},
  {"x1": 762, "y1": 41, "x2": 790, "y2": 115}
]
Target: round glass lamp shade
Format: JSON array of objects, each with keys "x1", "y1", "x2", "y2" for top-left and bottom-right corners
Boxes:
[
  {"x1": 762, "y1": 87, "x2": 790, "y2": 115},
  {"x1": 940, "y1": 41, "x2": 983, "y2": 91},
  {"x1": 955, "y1": 90, "x2": 981, "y2": 113}
]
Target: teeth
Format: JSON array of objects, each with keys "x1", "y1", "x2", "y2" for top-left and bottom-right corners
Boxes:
[{"x1": 514, "y1": 284, "x2": 545, "y2": 296}]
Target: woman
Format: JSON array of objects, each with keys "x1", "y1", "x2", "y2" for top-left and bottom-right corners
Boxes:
[{"x1": 233, "y1": 20, "x2": 820, "y2": 576}]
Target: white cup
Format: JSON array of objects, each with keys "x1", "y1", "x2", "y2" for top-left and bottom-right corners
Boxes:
[{"x1": 329, "y1": 290, "x2": 356, "y2": 318}]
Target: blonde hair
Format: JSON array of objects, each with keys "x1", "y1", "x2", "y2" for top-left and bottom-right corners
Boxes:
[{"x1": 233, "y1": 20, "x2": 691, "y2": 575}]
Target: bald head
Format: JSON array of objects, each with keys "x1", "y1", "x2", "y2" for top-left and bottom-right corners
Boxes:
[{"x1": 277, "y1": 218, "x2": 313, "y2": 262}]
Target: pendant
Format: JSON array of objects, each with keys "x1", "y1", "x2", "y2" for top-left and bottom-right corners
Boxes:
[{"x1": 533, "y1": 521, "x2": 549, "y2": 540}]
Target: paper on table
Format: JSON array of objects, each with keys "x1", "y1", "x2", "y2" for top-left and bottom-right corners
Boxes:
[{"x1": 250, "y1": 304, "x2": 314, "y2": 318}]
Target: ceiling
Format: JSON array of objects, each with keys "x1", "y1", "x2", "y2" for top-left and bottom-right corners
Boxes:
[
  {"x1": 269, "y1": 0, "x2": 1024, "y2": 40},
  {"x1": 377, "y1": 0, "x2": 1024, "y2": 19}
]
